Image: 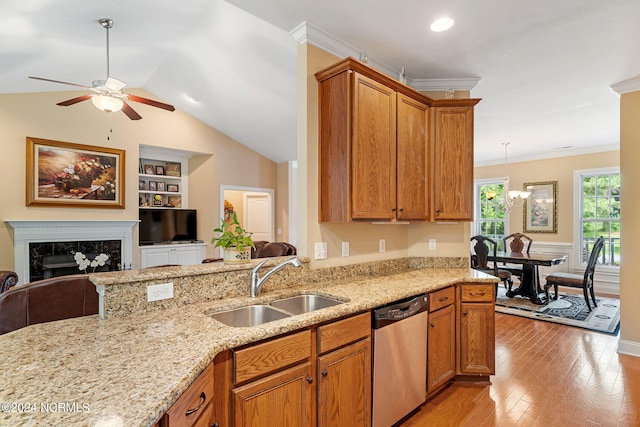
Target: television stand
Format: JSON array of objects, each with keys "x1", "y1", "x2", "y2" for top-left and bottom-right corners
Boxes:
[{"x1": 139, "y1": 242, "x2": 206, "y2": 268}]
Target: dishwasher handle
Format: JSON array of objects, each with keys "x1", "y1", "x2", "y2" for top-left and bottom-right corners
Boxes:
[{"x1": 373, "y1": 294, "x2": 428, "y2": 328}]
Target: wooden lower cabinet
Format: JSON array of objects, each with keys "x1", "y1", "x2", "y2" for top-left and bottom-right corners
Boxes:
[
  {"x1": 457, "y1": 284, "x2": 496, "y2": 375},
  {"x1": 232, "y1": 363, "x2": 314, "y2": 427},
  {"x1": 318, "y1": 338, "x2": 371, "y2": 427},
  {"x1": 161, "y1": 363, "x2": 214, "y2": 427},
  {"x1": 427, "y1": 303, "x2": 456, "y2": 394}
]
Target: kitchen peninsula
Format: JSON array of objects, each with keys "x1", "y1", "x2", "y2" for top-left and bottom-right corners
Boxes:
[{"x1": 0, "y1": 257, "x2": 498, "y2": 427}]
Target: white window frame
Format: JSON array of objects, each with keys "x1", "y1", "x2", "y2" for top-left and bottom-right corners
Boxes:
[
  {"x1": 573, "y1": 166, "x2": 620, "y2": 273},
  {"x1": 473, "y1": 177, "x2": 510, "y2": 249}
]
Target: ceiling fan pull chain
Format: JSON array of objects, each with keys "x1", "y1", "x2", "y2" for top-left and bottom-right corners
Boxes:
[{"x1": 106, "y1": 112, "x2": 113, "y2": 141}]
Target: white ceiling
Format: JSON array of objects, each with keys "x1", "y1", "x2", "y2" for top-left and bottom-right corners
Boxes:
[{"x1": 2, "y1": 0, "x2": 639, "y2": 165}]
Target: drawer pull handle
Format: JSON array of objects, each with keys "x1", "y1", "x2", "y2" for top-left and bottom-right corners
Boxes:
[
  {"x1": 439, "y1": 297, "x2": 449, "y2": 303},
  {"x1": 321, "y1": 370, "x2": 328, "y2": 377},
  {"x1": 307, "y1": 376, "x2": 314, "y2": 384},
  {"x1": 430, "y1": 323, "x2": 435, "y2": 328},
  {"x1": 462, "y1": 311, "x2": 467, "y2": 316},
  {"x1": 185, "y1": 392, "x2": 206, "y2": 416}
]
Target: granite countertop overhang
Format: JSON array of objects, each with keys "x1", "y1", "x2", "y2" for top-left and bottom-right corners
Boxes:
[{"x1": 0, "y1": 263, "x2": 496, "y2": 427}]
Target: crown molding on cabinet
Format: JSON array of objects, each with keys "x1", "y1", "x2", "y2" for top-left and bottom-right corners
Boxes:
[
  {"x1": 290, "y1": 21, "x2": 481, "y2": 92},
  {"x1": 610, "y1": 75, "x2": 640, "y2": 95}
]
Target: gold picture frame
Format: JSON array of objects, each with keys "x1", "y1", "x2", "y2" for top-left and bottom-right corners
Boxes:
[
  {"x1": 523, "y1": 181, "x2": 557, "y2": 233},
  {"x1": 26, "y1": 137, "x2": 125, "y2": 208}
]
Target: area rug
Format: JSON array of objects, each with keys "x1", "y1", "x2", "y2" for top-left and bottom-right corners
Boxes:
[{"x1": 495, "y1": 286, "x2": 620, "y2": 334}]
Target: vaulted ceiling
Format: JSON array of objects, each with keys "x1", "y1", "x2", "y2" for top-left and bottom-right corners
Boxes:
[{"x1": 2, "y1": 0, "x2": 638, "y2": 164}]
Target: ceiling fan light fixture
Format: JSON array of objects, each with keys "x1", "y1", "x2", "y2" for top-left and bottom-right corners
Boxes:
[
  {"x1": 430, "y1": 17, "x2": 454, "y2": 32},
  {"x1": 91, "y1": 95, "x2": 123, "y2": 113}
]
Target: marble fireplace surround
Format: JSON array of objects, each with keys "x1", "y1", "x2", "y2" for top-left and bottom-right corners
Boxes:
[{"x1": 6, "y1": 220, "x2": 137, "y2": 285}]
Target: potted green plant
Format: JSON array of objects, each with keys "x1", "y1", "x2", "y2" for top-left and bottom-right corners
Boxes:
[{"x1": 211, "y1": 212, "x2": 255, "y2": 263}]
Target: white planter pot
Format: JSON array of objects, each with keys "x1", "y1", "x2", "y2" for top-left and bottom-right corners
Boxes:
[{"x1": 223, "y1": 247, "x2": 251, "y2": 264}]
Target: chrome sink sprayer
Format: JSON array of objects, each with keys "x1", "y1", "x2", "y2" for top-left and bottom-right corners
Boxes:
[{"x1": 250, "y1": 257, "x2": 302, "y2": 298}]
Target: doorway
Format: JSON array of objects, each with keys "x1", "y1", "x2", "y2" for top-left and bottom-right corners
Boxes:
[{"x1": 220, "y1": 185, "x2": 274, "y2": 248}]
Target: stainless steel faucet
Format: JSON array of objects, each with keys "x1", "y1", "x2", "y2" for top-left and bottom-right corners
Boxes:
[{"x1": 250, "y1": 257, "x2": 302, "y2": 297}]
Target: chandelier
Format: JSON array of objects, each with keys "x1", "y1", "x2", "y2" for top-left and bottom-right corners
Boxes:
[{"x1": 486, "y1": 142, "x2": 530, "y2": 211}]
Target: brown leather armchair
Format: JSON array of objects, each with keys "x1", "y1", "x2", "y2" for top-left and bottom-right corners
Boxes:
[
  {"x1": 0, "y1": 274, "x2": 98, "y2": 335},
  {"x1": 0, "y1": 271, "x2": 18, "y2": 294}
]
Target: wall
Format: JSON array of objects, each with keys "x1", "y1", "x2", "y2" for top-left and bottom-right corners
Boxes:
[
  {"x1": 298, "y1": 44, "x2": 472, "y2": 268},
  {"x1": 0, "y1": 89, "x2": 279, "y2": 270},
  {"x1": 619, "y1": 89, "x2": 640, "y2": 351},
  {"x1": 474, "y1": 151, "x2": 620, "y2": 242}
]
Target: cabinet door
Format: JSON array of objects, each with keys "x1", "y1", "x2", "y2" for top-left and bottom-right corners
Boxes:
[
  {"x1": 396, "y1": 93, "x2": 430, "y2": 221},
  {"x1": 232, "y1": 363, "x2": 313, "y2": 427},
  {"x1": 458, "y1": 302, "x2": 495, "y2": 375},
  {"x1": 142, "y1": 248, "x2": 172, "y2": 268},
  {"x1": 427, "y1": 304, "x2": 456, "y2": 393},
  {"x1": 351, "y1": 72, "x2": 397, "y2": 220},
  {"x1": 318, "y1": 338, "x2": 371, "y2": 427},
  {"x1": 174, "y1": 246, "x2": 204, "y2": 265},
  {"x1": 433, "y1": 107, "x2": 474, "y2": 220}
]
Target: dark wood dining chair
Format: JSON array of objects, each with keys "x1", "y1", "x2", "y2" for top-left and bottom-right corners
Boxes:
[
  {"x1": 502, "y1": 232, "x2": 534, "y2": 283},
  {"x1": 470, "y1": 235, "x2": 513, "y2": 296},
  {"x1": 543, "y1": 236, "x2": 605, "y2": 310}
]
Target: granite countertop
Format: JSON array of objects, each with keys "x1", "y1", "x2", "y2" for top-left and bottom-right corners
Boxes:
[{"x1": 0, "y1": 267, "x2": 495, "y2": 427}]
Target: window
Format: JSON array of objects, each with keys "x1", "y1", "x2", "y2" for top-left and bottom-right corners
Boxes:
[
  {"x1": 475, "y1": 181, "x2": 507, "y2": 250},
  {"x1": 578, "y1": 170, "x2": 620, "y2": 266}
]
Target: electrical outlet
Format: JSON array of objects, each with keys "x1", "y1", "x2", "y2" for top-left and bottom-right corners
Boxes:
[
  {"x1": 429, "y1": 239, "x2": 437, "y2": 250},
  {"x1": 342, "y1": 241, "x2": 350, "y2": 257},
  {"x1": 379, "y1": 239, "x2": 386, "y2": 253},
  {"x1": 147, "y1": 282, "x2": 174, "y2": 302},
  {"x1": 315, "y1": 242, "x2": 328, "y2": 260}
]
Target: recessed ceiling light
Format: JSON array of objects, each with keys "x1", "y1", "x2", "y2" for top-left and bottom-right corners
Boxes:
[{"x1": 430, "y1": 17, "x2": 454, "y2": 32}]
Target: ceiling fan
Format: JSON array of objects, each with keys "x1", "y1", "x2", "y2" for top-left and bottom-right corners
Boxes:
[{"x1": 29, "y1": 18, "x2": 175, "y2": 120}]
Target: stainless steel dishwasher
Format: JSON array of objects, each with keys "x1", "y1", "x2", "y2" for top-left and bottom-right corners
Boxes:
[{"x1": 372, "y1": 294, "x2": 429, "y2": 427}]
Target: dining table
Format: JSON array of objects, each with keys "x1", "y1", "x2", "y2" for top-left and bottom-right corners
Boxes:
[{"x1": 488, "y1": 251, "x2": 567, "y2": 304}]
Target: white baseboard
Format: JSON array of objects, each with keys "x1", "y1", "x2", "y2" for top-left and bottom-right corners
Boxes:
[{"x1": 617, "y1": 339, "x2": 640, "y2": 357}]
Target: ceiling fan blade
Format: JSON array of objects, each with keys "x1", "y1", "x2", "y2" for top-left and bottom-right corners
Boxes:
[
  {"x1": 56, "y1": 95, "x2": 92, "y2": 106},
  {"x1": 121, "y1": 101, "x2": 142, "y2": 120},
  {"x1": 29, "y1": 76, "x2": 90, "y2": 89},
  {"x1": 127, "y1": 94, "x2": 176, "y2": 111}
]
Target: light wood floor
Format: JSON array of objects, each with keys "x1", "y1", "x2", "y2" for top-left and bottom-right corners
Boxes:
[{"x1": 402, "y1": 312, "x2": 640, "y2": 427}]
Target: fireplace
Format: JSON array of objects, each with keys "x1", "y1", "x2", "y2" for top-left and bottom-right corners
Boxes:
[
  {"x1": 29, "y1": 240, "x2": 121, "y2": 281},
  {"x1": 6, "y1": 220, "x2": 137, "y2": 285}
]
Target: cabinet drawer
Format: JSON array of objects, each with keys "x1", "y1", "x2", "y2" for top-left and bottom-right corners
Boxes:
[
  {"x1": 429, "y1": 287, "x2": 455, "y2": 312},
  {"x1": 318, "y1": 312, "x2": 371, "y2": 354},
  {"x1": 234, "y1": 330, "x2": 311, "y2": 384},
  {"x1": 165, "y1": 363, "x2": 214, "y2": 427},
  {"x1": 459, "y1": 284, "x2": 495, "y2": 303}
]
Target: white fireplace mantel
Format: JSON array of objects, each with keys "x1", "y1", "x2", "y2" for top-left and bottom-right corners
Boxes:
[{"x1": 6, "y1": 220, "x2": 138, "y2": 285}]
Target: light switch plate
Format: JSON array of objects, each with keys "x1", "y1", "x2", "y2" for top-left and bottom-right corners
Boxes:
[
  {"x1": 342, "y1": 241, "x2": 350, "y2": 257},
  {"x1": 379, "y1": 239, "x2": 386, "y2": 253},
  {"x1": 429, "y1": 239, "x2": 437, "y2": 250}
]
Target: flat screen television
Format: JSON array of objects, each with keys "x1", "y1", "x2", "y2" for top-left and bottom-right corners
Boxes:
[{"x1": 139, "y1": 208, "x2": 198, "y2": 245}]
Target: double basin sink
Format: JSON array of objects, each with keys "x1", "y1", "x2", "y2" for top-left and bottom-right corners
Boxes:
[{"x1": 208, "y1": 294, "x2": 345, "y2": 328}]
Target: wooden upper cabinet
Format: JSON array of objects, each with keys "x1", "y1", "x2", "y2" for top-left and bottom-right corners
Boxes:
[
  {"x1": 432, "y1": 106, "x2": 475, "y2": 221},
  {"x1": 397, "y1": 93, "x2": 430, "y2": 221},
  {"x1": 316, "y1": 57, "x2": 479, "y2": 223},
  {"x1": 351, "y1": 72, "x2": 397, "y2": 220}
]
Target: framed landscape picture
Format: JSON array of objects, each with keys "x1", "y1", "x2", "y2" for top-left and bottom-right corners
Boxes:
[
  {"x1": 26, "y1": 137, "x2": 125, "y2": 208},
  {"x1": 523, "y1": 181, "x2": 557, "y2": 233}
]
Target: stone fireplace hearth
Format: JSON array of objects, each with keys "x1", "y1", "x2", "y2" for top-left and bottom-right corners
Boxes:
[{"x1": 6, "y1": 220, "x2": 137, "y2": 285}]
